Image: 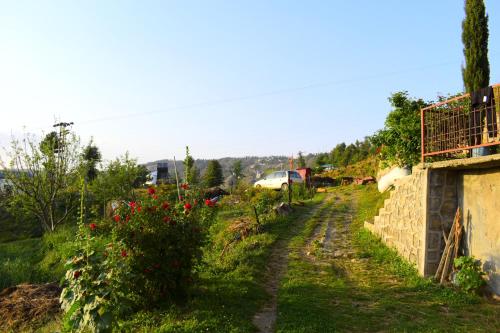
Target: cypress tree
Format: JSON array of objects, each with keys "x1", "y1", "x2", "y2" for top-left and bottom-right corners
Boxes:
[
  {"x1": 462, "y1": 0, "x2": 490, "y2": 93},
  {"x1": 203, "y1": 160, "x2": 224, "y2": 187}
]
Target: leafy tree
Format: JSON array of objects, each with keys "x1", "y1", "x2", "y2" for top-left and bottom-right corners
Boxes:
[
  {"x1": 90, "y1": 154, "x2": 149, "y2": 215},
  {"x1": 203, "y1": 160, "x2": 223, "y2": 187},
  {"x1": 183, "y1": 146, "x2": 197, "y2": 184},
  {"x1": 0, "y1": 130, "x2": 81, "y2": 232},
  {"x1": 315, "y1": 153, "x2": 329, "y2": 167},
  {"x1": 231, "y1": 160, "x2": 244, "y2": 180},
  {"x1": 82, "y1": 142, "x2": 101, "y2": 182},
  {"x1": 297, "y1": 151, "x2": 306, "y2": 168},
  {"x1": 371, "y1": 91, "x2": 428, "y2": 167},
  {"x1": 462, "y1": 0, "x2": 490, "y2": 92}
]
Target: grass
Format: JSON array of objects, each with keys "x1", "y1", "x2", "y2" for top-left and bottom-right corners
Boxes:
[
  {"x1": 0, "y1": 225, "x2": 76, "y2": 290},
  {"x1": 276, "y1": 185, "x2": 500, "y2": 332},
  {"x1": 112, "y1": 193, "x2": 326, "y2": 332}
]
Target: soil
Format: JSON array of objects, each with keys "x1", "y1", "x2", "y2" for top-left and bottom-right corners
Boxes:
[{"x1": 0, "y1": 282, "x2": 61, "y2": 331}]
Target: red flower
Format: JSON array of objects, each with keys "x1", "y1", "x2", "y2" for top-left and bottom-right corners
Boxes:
[
  {"x1": 144, "y1": 268, "x2": 152, "y2": 274},
  {"x1": 161, "y1": 202, "x2": 170, "y2": 210},
  {"x1": 113, "y1": 215, "x2": 120, "y2": 222},
  {"x1": 137, "y1": 206, "x2": 142, "y2": 213},
  {"x1": 162, "y1": 216, "x2": 171, "y2": 223},
  {"x1": 153, "y1": 195, "x2": 158, "y2": 200},
  {"x1": 129, "y1": 201, "x2": 136, "y2": 208},
  {"x1": 184, "y1": 203, "x2": 192, "y2": 210},
  {"x1": 121, "y1": 249, "x2": 127, "y2": 257},
  {"x1": 181, "y1": 183, "x2": 189, "y2": 190},
  {"x1": 147, "y1": 187, "x2": 156, "y2": 195},
  {"x1": 178, "y1": 195, "x2": 183, "y2": 201},
  {"x1": 205, "y1": 199, "x2": 215, "y2": 207},
  {"x1": 73, "y1": 271, "x2": 81, "y2": 279},
  {"x1": 89, "y1": 223, "x2": 97, "y2": 231},
  {"x1": 126, "y1": 215, "x2": 131, "y2": 222}
]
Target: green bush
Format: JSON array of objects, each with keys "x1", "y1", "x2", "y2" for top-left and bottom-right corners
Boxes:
[
  {"x1": 454, "y1": 256, "x2": 486, "y2": 293},
  {"x1": 60, "y1": 186, "x2": 217, "y2": 332}
]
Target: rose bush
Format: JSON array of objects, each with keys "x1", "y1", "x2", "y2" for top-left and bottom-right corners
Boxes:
[{"x1": 60, "y1": 185, "x2": 217, "y2": 332}]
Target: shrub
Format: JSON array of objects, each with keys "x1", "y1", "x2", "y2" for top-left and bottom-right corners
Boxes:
[
  {"x1": 60, "y1": 185, "x2": 217, "y2": 332},
  {"x1": 454, "y1": 256, "x2": 486, "y2": 293}
]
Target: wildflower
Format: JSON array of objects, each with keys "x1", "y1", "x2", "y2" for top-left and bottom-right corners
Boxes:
[
  {"x1": 121, "y1": 249, "x2": 127, "y2": 258},
  {"x1": 126, "y1": 215, "x2": 131, "y2": 222},
  {"x1": 163, "y1": 216, "x2": 171, "y2": 223},
  {"x1": 205, "y1": 199, "x2": 215, "y2": 207},
  {"x1": 113, "y1": 215, "x2": 120, "y2": 222},
  {"x1": 147, "y1": 187, "x2": 156, "y2": 195},
  {"x1": 137, "y1": 206, "x2": 142, "y2": 213},
  {"x1": 178, "y1": 195, "x2": 183, "y2": 201},
  {"x1": 74, "y1": 271, "x2": 81, "y2": 279},
  {"x1": 153, "y1": 195, "x2": 158, "y2": 200},
  {"x1": 184, "y1": 203, "x2": 192, "y2": 212},
  {"x1": 161, "y1": 202, "x2": 170, "y2": 210},
  {"x1": 144, "y1": 268, "x2": 152, "y2": 274},
  {"x1": 89, "y1": 223, "x2": 97, "y2": 231},
  {"x1": 181, "y1": 183, "x2": 189, "y2": 190}
]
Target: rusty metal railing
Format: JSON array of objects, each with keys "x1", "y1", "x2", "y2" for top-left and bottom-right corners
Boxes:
[{"x1": 421, "y1": 84, "x2": 500, "y2": 162}]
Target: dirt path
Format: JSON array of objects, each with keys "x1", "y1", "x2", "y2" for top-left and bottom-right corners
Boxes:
[{"x1": 252, "y1": 194, "x2": 335, "y2": 333}]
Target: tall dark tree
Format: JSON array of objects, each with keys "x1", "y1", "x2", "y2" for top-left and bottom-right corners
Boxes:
[
  {"x1": 203, "y1": 160, "x2": 223, "y2": 187},
  {"x1": 462, "y1": 0, "x2": 489, "y2": 93},
  {"x1": 231, "y1": 160, "x2": 244, "y2": 180},
  {"x1": 82, "y1": 143, "x2": 101, "y2": 182},
  {"x1": 183, "y1": 146, "x2": 196, "y2": 184},
  {"x1": 297, "y1": 151, "x2": 306, "y2": 168}
]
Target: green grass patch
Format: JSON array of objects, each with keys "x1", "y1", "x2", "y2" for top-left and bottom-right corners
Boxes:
[
  {"x1": 277, "y1": 185, "x2": 500, "y2": 332},
  {"x1": 115, "y1": 194, "x2": 325, "y2": 332},
  {"x1": 0, "y1": 225, "x2": 77, "y2": 290}
]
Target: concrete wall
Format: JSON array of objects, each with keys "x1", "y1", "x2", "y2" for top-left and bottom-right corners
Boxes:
[{"x1": 458, "y1": 168, "x2": 500, "y2": 295}]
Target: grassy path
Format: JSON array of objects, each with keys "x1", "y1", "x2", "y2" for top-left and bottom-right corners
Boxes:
[{"x1": 275, "y1": 185, "x2": 500, "y2": 333}]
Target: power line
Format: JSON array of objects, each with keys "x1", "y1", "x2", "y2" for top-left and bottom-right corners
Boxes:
[{"x1": 76, "y1": 60, "x2": 457, "y2": 125}]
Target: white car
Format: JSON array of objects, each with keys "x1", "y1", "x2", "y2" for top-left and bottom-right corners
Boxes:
[{"x1": 254, "y1": 170, "x2": 304, "y2": 190}]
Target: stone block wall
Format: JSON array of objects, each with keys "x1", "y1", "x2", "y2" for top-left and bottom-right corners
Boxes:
[
  {"x1": 425, "y1": 170, "x2": 458, "y2": 274},
  {"x1": 365, "y1": 167, "x2": 428, "y2": 274}
]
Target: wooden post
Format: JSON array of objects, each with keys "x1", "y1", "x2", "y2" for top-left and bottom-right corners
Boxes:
[
  {"x1": 173, "y1": 156, "x2": 181, "y2": 202},
  {"x1": 288, "y1": 171, "x2": 292, "y2": 205}
]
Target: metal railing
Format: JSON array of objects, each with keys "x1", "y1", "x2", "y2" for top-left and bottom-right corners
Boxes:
[{"x1": 421, "y1": 84, "x2": 500, "y2": 162}]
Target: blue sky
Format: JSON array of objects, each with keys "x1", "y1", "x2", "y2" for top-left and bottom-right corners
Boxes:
[{"x1": 1, "y1": 1, "x2": 499, "y2": 163}]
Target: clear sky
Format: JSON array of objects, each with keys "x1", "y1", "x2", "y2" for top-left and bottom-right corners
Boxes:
[{"x1": 1, "y1": 1, "x2": 499, "y2": 163}]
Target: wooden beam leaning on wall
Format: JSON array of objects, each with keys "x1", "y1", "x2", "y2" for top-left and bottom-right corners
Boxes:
[{"x1": 434, "y1": 208, "x2": 463, "y2": 284}]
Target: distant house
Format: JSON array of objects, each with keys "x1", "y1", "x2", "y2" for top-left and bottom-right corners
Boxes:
[{"x1": 147, "y1": 162, "x2": 170, "y2": 185}]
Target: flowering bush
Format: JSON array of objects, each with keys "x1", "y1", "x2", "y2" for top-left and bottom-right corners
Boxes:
[{"x1": 60, "y1": 185, "x2": 217, "y2": 332}]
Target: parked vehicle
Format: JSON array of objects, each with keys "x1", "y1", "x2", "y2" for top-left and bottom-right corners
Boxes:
[{"x1": 253, "y1": 170, "x2": 303, "y2": 190}]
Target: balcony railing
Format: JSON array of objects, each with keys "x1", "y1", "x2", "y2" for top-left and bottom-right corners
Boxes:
[{"x1": 421, "y1": 84, "x2": 500, "y2": 162}]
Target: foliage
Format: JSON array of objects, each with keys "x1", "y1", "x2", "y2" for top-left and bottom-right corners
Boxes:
[
  {"x1": 203, "y1": 160, "x2": 224, "y2": 187},
  {"x1": 462, "y1": 0, "x2": 490, "y2": 93},
  {"x1": 89, "y1": 154, "x2": 149, "y2": 214},
  {"x1": 371, "y1": 91, "x2": 428, "y2": 167},
  {"x1": 0, "y1": 130, "x2": 82, "y2": 232},
  {"x1": 231, "y1": 160, "x2": 244, "y2": 181},
  {"x1": 82, "y1": 142, "x2": 102, "y2": 182},
  {"x1": 327, "y1": 138, "x2": 375, "y2": 168},
  {"x1": 183, "y1": 146, "x2": 200, "y2": 184},
  {"x1": 454, "y1": 256, "x2": 486, "y2": 293},
  {"x1": 60, "y1": 186, "x2": 217, "y2": 332},
  {"x1": 297, "y1": 151, "x2": 306, "y2": 168}
]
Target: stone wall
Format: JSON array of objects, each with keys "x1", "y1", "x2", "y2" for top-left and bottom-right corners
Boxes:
[
  {"x1": 425, "y1": 170, "x2": 458, "y2": 274},
  {"x1": 366, "y1": 156, "x2": 500, "y2": 295},
  {"x1": 365, "y1": 166, "x2": 428, "y2": 275}
]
